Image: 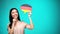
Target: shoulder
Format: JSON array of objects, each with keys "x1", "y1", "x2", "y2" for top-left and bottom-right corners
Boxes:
[
  {"x1": 7, "y1": 22, "x2": 10, "y2": 31},
  {"x1": 7, "y1": 23, "x2": 10, "y2": 28}
]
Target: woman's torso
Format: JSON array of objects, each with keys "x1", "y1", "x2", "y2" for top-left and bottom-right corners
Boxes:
[{"x1": 14, "y1": 21, "x2": 26, "y2": 34}]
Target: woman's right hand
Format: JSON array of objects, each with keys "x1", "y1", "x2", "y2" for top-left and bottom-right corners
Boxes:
[
  {"x1": 13, "y1": 19, "x2": 17, "y2": 23},
  {"x1": 12, "y1": 19, "x2": 17, "y2": 27}
]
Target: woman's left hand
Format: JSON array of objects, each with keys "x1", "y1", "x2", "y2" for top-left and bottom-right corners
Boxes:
[{"x1": 28, "y1": 12, "x2": 32, "y2": 17}]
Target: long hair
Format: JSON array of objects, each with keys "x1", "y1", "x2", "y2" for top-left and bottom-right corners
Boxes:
[{"x1": 9, "y1": 8, "x2": 21, "y2": 29}]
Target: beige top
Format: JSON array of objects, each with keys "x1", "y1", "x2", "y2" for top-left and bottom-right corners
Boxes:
[
  {"x1": 8, "y1": 21, "x2": 31, "y2": 34},
  {"x1": 14, "y1": 21, "x2": 29, "y2": 34}
]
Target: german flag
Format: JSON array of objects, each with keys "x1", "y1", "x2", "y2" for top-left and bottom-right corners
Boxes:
[{"x1": 21, "y1": 4, "x2": 32, "y2": 13}]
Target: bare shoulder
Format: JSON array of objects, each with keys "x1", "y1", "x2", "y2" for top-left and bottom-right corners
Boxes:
[
  {"x1": 7, "y1": 23, "x2": 10, "y2": 28},
  {"x1": 7, "y1": 23, "x2": 10, "y2": 31}
]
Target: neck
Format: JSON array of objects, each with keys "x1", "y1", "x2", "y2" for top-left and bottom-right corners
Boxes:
[
  {"x1": 13, "y1": 18, "x2": 19, "y2": 26},
  {"x1": 16, "y1": 18, "x2": 19, "y2": 22}
]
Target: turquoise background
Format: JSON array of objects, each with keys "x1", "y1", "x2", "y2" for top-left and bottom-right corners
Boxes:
[{"x1": 0, "y1": 0, "x2": 60, "y2": 34}]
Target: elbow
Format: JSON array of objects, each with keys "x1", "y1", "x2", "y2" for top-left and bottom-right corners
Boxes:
[
  {"x1": 31, "y1": 27, "x2": 34, "y2": 30},
  {"x1": 30, "y1": 25, "x2": 34, "y2": 30}
]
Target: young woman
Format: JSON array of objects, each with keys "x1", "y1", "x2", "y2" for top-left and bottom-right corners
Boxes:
[{"x1": 7, "y1": 8, "x2": 34, "y2": 34}]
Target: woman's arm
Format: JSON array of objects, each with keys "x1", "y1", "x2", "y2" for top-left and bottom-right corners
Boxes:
[
  {"x1": 8, "y1": 23, "x2": 14, "y2": 34},
  {"x1": 26, "y1": 12, "x2": 34, "y2": 29}
]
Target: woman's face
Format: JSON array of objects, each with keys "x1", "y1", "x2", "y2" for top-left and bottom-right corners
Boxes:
[{"x1": 11, "y1": 9, "x2": 18, "y2": 19}]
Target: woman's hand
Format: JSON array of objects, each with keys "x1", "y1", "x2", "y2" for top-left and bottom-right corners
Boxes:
[
  {"x1": 13, "y1": 19, "x2": 17, "y2": 27},
  {"x1": 13, "y1": 19, "x2": 16, "y2": 22},
  {"x1": 28, "y1": 12, "x2": 32, "y2": 17}
]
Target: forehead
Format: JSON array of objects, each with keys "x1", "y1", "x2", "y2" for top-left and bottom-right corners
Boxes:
[{"x1": 12, "y1": 9, "x2": 17, "y2": 12}]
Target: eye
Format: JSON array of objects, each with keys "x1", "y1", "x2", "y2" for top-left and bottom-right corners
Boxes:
[
  {"x1": 15, "y1": 11, "x2": 18, "y2": 13},
  {"x1": 12, "y1": 12, "x2": 14, "y2": 14}
]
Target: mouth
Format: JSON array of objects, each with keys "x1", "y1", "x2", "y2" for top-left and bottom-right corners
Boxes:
[{"x1": 13, "y1": 15, "x2": 18, "y2": 19}]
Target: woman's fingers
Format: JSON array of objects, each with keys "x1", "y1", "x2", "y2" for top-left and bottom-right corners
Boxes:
[
  {"x1": 28, "y1": 12, "x2": 32, "y2": 17},
  {"x1": 13, "y1": 19, "x2": 16, "y2": 22}
]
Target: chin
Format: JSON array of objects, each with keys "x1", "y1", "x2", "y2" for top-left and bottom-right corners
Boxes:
[{"x1": 14, "y1": 17, "x2": 17, "y2": 19}]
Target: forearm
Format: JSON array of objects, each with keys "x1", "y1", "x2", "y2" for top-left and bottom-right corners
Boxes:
[
  {"x1": 9, "y1": 23, "x2": 14, "y2": 33},
  {"x1": 29, "y1": 16, "x2": 34, "y2": 29},
  {"x1": 8, "y1": 27, "x2": 14, "y2": 34}
]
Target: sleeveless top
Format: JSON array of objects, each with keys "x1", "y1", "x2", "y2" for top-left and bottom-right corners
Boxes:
[{"x1": 14, "y1": 21, "x2": 26, "y2": 34}]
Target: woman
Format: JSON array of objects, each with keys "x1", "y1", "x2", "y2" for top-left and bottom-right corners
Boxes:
[{"x1": 7, "y1": 8, "x2": 34, "y2": 34}]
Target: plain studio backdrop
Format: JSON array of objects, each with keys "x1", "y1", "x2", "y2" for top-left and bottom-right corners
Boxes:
[{"x1": 0, "y1": 0, "x2": 60, "y2": 34}]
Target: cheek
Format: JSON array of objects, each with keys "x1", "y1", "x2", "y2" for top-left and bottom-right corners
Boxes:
[
  {"x1": 11, "y1": 14, "x2": 15, "y2": 18},
  {"x1": 15, "y1": 13, "x2": 18, "y2": 17},
  {"x1": 12, "y1": 14, "x2": 14, "y2": 16}
]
